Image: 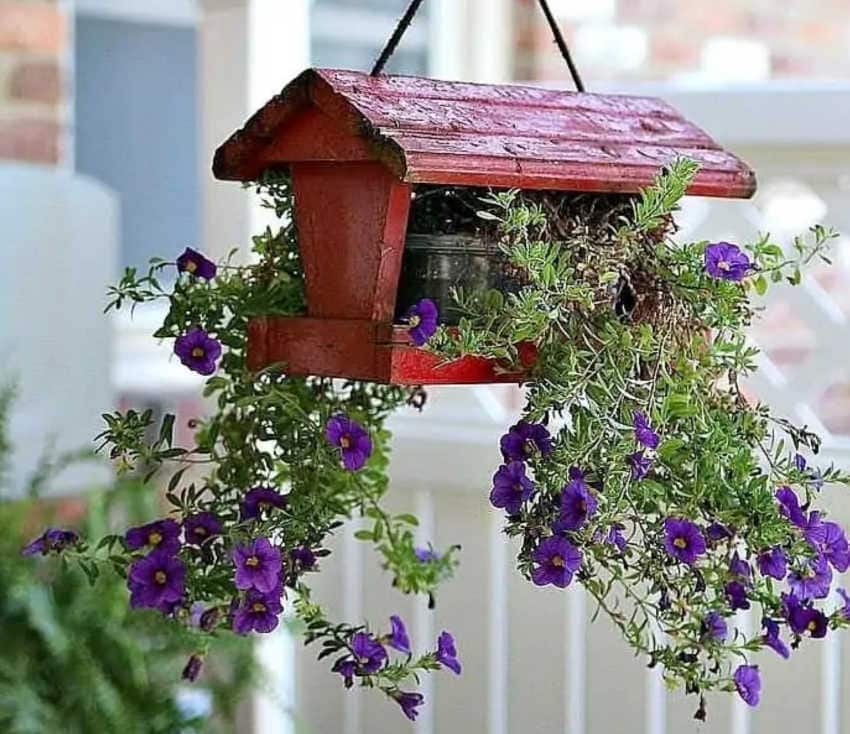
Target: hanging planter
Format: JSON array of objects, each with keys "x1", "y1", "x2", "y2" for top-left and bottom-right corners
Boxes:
[
  {"x1": 19, "y1": 0, "x2": 850, "y2": 725},
  {"x1": 213, "y1": 67, "x2": 755, "y2": 385}
]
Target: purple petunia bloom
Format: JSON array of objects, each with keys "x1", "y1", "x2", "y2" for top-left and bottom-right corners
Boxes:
[
  {"x1": 351, "y1": 632, "x2": 387, "y2": 674},
  {"x1": 404, "y1": 298, "x2": 439, "y2": 347},
  {"x1": 706, "y1": 522, "x2": 733, "y2": 542},
  {"x1": 761, "y1": 618, "x2": 790, "y2": 659},
  {"x1": 325, "y1": 415, "x2": 373, "y2": 471},
  {"x1": 21, "y1": 527, "x2": 79, "y2": 556},
  {"x1": 633, "y1": 411, "x2": 660, "y2": 450},
  {"x1": 757, "y1": 547, "x2": 788, "y2": 580},
  {"x1": 605, "y1": 524, "x2": 628, "y2": 553},
  {"x1": 232, "y1": 589, "x2": 283, "y2": 635},
  {"x1": 176, "y1": 247, "x2": 217, "y2": 279},
  {"x1": 556, "y1": 474, "x2": 598, "y2": 531},
  {"x1": 729, "y1": 552, "x2": 752, "y2": 582},
  {"x1": 489, "y1": 461, "x2": 535, "y2": 515},
  {"x1": 232, "y1": 537, "x2": 282, "y2": 594},
  {"x1": 705, "y1": 242, "x2": 752, "y2": 282},
  {"x1": 499, "y1": 421, "x2": 554, "y2": 462},
  {"x1": 183, "y1": 512, "x2": 223, "y2": 546},
  {"x1": 392, "y1": 691, "x2": 425, "y2": 721},
  {"x1": 837, "y1": 589, "x2": 850, "y2": 619},
  {"x1": 627, "y1": 451, "x2": 653, "y2": 480},
  {"x1": 174, "y1": 327, "x2": 222, "y2": 376},
  {"x1": 388, "y1": 615, "x2": 411, "y2": 654},
  {"x1": 125, "y1": 518, "x2": 181, "y2": 555},
  {"x1": 663, "y1": 518, "x2": 706, "y2": 565},
  {"x1": 734, "y1": 665, "x2": 761, "y2": 707},
  {"x1": 785, "y1": 596, "x2": 828, "y2": 639},
  {"x1": 531, "y1": 536, "x2": 582, "y2": 588},
  {"x1": 182, "y1": 654, "x2": 204, "y2": 682},
  {"x1": 788, "y1": 554, "x2": 833, "y2": 601},
  {"x1": 415, "y1": 546, "x2": 440, "y2": 562},
  {"x1": 805, "y1": 519, "x2": 850, "y2": 572},
  {"x1": 726, "y1": 581, "x2": 751, "y2": 611},
  {"x1": 128, "y1": 550, "x2": 186, "y2": 613},
  {"x1": 776, "y1": 486, "x2": 807, "y2": 528},
  {"x1": 795, "y1": 453, "x2": 807, "y2": 472},
  {"x1": 241, "y1": 486, "x2": 287, "y2": 520},
  {"x1": 290, "y1": 546, "x2": 317, "y2": 569},
  {"x1": 436, "y1": 631, "x2": 461, "y2": 675},
  {"x1": 702, "y1": 611, "x2": 728, "y2": 642},
  {"x1": 332, "y1": 658, "x2": 358, "y2": 688}
]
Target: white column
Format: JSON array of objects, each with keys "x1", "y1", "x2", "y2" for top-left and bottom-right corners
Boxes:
[
  {"x1": 488, "y1": 511, "x2": 509, "y2": 734},
  {"x1": 466, "y1": 0, "x2": 513, "y2": 83},
  {"x1": 566, "y1": 586, "x2": 586, "y2": 734}
]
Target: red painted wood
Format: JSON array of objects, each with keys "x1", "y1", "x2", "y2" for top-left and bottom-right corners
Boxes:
[
  {"x1": 291, "y1": 161, "x2": 411, "y2": 321},
  {"x1": 247, "y1": 317, "x2": 527, "y2": 385},
  {"x1": 214, "y1": 67, "x2": 756, "y2": 199}
]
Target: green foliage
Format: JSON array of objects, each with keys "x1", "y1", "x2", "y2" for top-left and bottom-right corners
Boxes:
[{"x1": 431, "y1": 159, "x2": 848, "y2": 711}]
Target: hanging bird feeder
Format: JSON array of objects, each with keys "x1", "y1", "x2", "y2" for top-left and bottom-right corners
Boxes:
[{"x1": 212, "y1": 2, "x2": 756, "y2": 386}]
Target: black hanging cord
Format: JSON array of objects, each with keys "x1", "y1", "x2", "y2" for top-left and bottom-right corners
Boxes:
[
  {"x1": 370, "y1": 0, "x2": 586, "y2": 92},
  {"x1": 371, "y1": 0, "x2": 426, "y2": 76},
  {"x1": 536, "y1": 0, "x2": 585, "y2": 92}
]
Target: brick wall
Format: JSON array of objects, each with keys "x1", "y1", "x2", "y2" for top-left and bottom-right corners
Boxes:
[
  {"x1": 0, "y1": 0, "x2": 67, "y2": 165},
  {"x1": 515, "y1": 0, "x2": 850, "y2": 84}
]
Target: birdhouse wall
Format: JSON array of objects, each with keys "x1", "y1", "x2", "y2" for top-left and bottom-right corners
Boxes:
[{"x1": 291, "y1": 161, "x2": 412, "y2": 321}]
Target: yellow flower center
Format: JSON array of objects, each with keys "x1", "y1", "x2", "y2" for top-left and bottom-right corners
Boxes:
[
  {"x1": 191, "y1": 347, "x2": 205, "y2": 358},
  {"x1": 246, "y1": 556, "x2": 260, "y2": 567},
  {"x1": 718, "y1": 260, "x2": 731, "y2": 271},
  {"x1": 552, "y1": 555, "x2": 565, "y2": 568},
  {"x1": 409, "y1": 315, "x2": 421, "y2": 328},
  {"x1": 186, "y1": 260, "x2": 198, "y2": 273},
  {"x1": 513, "y1": 483, "x2": 524, "y2": 493},
  {"x1": 154, "y1": 571, "x2": 167, "y2": 585},
  {"x1": 673, "y1": 537, "x2": 688, "y2": 549},
  {"x1": 807, "y1": 619, "x2": 818, "y2": 632},
  {"x1": 578, "y1": 499, "x2": 587, "y2": 513},
  {"x1": 252, "y1": 602, "x2": 267, "y2": 613},
  {"x1": 149, "y1": 531, "x2": 162, "y2": 546},
  {"x1": 340, "y1": 435, "x2": 352, "y2": 449},
  {"x1": 195, "y1": 526, "x2": 207, "y2": 536}
]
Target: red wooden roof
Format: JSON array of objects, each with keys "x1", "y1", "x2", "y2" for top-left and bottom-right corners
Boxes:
[{"x1": 214, "y1": 68, "x2": 756, "y2": 198}]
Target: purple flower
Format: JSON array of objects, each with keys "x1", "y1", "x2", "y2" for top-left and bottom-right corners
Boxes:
[
  {"x1": 176, "y1": 247, "x2": 217, "y2": 279},
  {"x1": 499, "y1": 421, "x2": 553, "y2": 462},
  {"x1": 21, "y1": 527, "x2": 79, "y2": 556},
  {"x1": 388, "y1": 615, "x2": 411, "y2": 654},
  {"x1": 556, "y1": 474, "x2": 598, "y2": 531},
  {"x1": 128, "y1": 550, "x2": 186, "y2": 613},
  {"x1": 392, "y1": 691, "x2": 425, "y2": 722},
  {"x1": 837, "y1": 588, "x2": 850, "y2": 619},
  {"x1": 351, "y1": 632, "x2": 387, "y2": 674},
  {"x1": 182, "y1": 654, "x2": 204, "y2": 682},
  {"x1": 627, "y1": 451, "x2": 653, "y2": 480},
  {"x1": 663, "y1": 518, "x2": 706, "y2": 565},
  {"x1": 761, "y1": 618, "x2": 790, "y2": 659},
  {"x1": 785, "y1": 597, "x2": 828, "y2": 639},
  {"x1": 531, "y1": 536, "x2": 582, "y2": 588},
  {"x1": 726, "y1": 581, "x2": 751, "y2": 611},
  {"x1": 805, "y1": 520, "x2": 850, "y2": 572},
  {"x1": 734, "y1": 665, "x2": 761, "y2": 707},
  {"x1": 241, "y1": 486, "x2": 287, "y2": 520},
  {"x1": 788, "y1": 554, "x2": 833, "y2": 601},
  {"x1": 702, "y1": 611, "x2": 727, "y2": 641},
  {"x1": 125, "y1": 519, "x2": 181, "y2": 555},
  {"x1": 795, "y1": 453, "x2": 807, "y2": 472},
  {"x1": 436, "y1": 631, "x2": 461, "y2": 675},
  {"x1": 325, "y1": 414, "x2": 373, "y2": 471},
  {"x1": 232, "y1": 537, "x2": 282, "y2": 594},
  {"x1": 706, "y1": 522, "x2": 733, "y2": 542},
  {"x1": 404, "y1": 298, "x2": 439, "y2": 347},
  {"x1": 489, "y1": 461, "x2": 535, "y2": 515},
  {"x1": 290, "y1": 546, "x2": 317, "y2": 569},
  {"x1": 332, "y1": 658, "x2": 357, "y2": 688},
  {"x1": 605, "y1": 524, "x2": 627, "y2": 553},
  {"x1": 757, "y1": 547, "x2": 788, "y2": 580},
  {"x1": 415, "y1": 546, "x2": 440, "y2": 562},
  {"x1": 776, "y1": 486, "x2": 807, "y2": 528},
  {"x1": 729, "y1": 552, "x2": 752, "y2": 581},
  {"x1": 232, "y1": 589, "x2": 283, "y2": 634},
  {"x1": 183, "y1": 512, "x2": 223, "y2": 546},
  {"x1": 174, "y1": 327, "x2": 222, "y2": 376},
  {"x1": 705, "y1": 242, "x2": 751, "y2": 282},
  {"x1": 633, "y1": 411, "x2": 660, "y2": 449}
]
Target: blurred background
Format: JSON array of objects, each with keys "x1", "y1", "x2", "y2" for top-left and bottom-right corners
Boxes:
[{"x1": 1, "y1": 0, "x2": 849, "y2": 732}]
